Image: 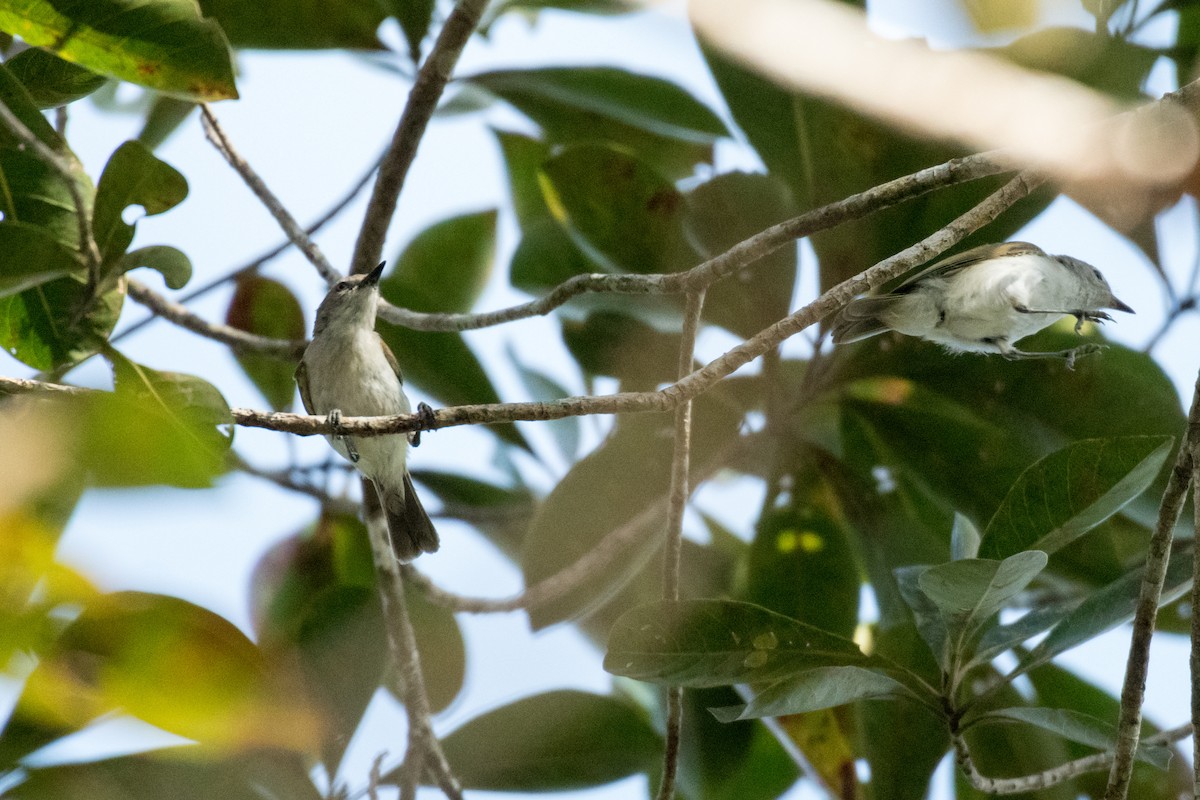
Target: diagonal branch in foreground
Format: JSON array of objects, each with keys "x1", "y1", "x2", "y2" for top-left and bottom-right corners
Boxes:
[
  {"x1": 231, "y1": 172, "x2": 1042, "y2": 439},
  {"x1": 350, "y1": 0, "x2": 492, "y2": 277}
]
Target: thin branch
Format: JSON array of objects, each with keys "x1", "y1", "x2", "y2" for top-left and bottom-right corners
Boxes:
[
  {"x1": 0, "y1": 100, "x2": 102, "y2": 289},
  {"x1": 375, "y1": 152, "x2": 1009, "y2": 331},
  {"x1": 656, "y1": 289, "x2": 704, "y2": 800},
  {"x1": 1103, "y1": 366, "x2": 1200, "y2": 800},
  {"x1": 0, "y1": 376, "x2": 93, "y2": 397},
  {"x1": 125, "y1": 278, "x2": 307, "y2": 359},
  {"x1": 362, "y1": 480, "x2": 462, "y2": 800},
  {"x1": 199, "y1": 105, "x2": 340, "y2": 284},
  {"x1": 232, "y1": 172, "x2": 1042, "y2": 439},
  {"x1": 113, "y1": 150, "x2": 382, "y2": 344},
  {"x1": 350, "y1": 0, "x2": 491, "y2": 276},
  {"x1": 954, "y1": 723, "x2": 1193, "y2": 795}
]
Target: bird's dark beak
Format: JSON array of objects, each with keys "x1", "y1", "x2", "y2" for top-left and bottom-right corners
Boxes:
[
  {"x1": 1108, "y1": 296, "x2": 1134, "y2": 314},
  {"x1": 363, "y1": 261, "x2": 385, "y2": 287}
]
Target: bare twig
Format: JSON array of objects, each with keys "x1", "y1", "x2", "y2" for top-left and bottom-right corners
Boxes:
[
  {"x1": 656, "y1": 290, "x2": 704, "y2": 800},
  {"x1": 955, "y1": 723, "x2": 1192, "y2": 795},
  {"x1": 232, "y1": 172, "x2": 1042, "y2": 439},
  {"x1": 1103, "y1": 367, "x2": 1200, "y2": 800},
  {"x1": 125, "y1": 278, "x2": 307, "y2": 359},
  {"x1": 199, "y1": 105, "x2": 340, "y2": 284},
  {"x1": 350, "y1": 0, "x2": 491, "y2": 276},
  {"x1": 362, "y1": 480, "x2": 462, "y2": 800},
  {"x1": 113, "y1": 150, "x2": 382, "y2": 344},
  {"x1": 374, "y1": 152, "x2": 1009, "y2": 331},
  {"x1": 0, "y1": 101, "x2": 102, "y2": 289},
  {"x1": 0, "y1": 376, "x2": 94, "y2": 397}
]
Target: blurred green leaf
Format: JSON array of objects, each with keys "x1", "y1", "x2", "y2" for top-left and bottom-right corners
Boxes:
[
  {"x1": 509, "y1": 217, "x2": 595, "y2": 296},
  {"x1": 0, "y1": 0, "x2": 237, "y2": 100},
  {"x1": 917, "y1": 551, "x2": 1048, "y2": 662},
  {"x1": 8, "y1": 748, "x2": 321, "y2": 800},
  {"x1": 471, "y1": 66, "x2": 724, "y2": 178},
  {"x1": 1000, "y1": 27, "x2": 1156, "y2": 101},
  {"x1": 710, "y1": 665, "x2": 913, "y2": 722},
  {"x1": 385, "y1": 0, "x2": 434, "y2": 61},
  {"x1": 604, "y1": 599, "x2": 869, "y2": 687},
  {"x1": 385, "y1": 210, "x2": 496, "y2": 314},
  {"x1": 387, "y1": 579, "x2": 466, "y2": 716},
  {"x1": 962, "y1": 0, "x2": 1036, "y2": 31},
  {"x1": 562, "y1": 311, "x2": 681, "y2": 388},
  {"x1": 540, "y1": 143, "x2": 697, "y2": 274},
  {"x1": 494, "y1": 129, "x2": 553, "y2": 229},
  {"x1": 225, "y1": 275, "x2": 305, "y2": 411},
  {"x1": 93, "y1": 140, "x2": 189, "y2": 271},
  {"x1": 522, "y1": 393, "x2": 740, "y2": 630},
  {"x1": 17, "y1": 591, "x2": 321, "y2": 752},
  {"x1": 508, "y1": 346, "x2": 581, "y2": 463},
  {"x1": 5, "y1": 47, "x2": 105, "y2": 108},
  {"x1": 198, "y1": 0, "x2": 385, "y2": 49},
  {"x1": 410, "y1": 469, "x2": 536, "y2": 557},
  {"x1": 71, "y1": 351, "x2": 232, "y2": 487},
  {"x1": 137, "y1": 94, "x2": 197, "y2": 150},
  {"x1": 0, "y1": 222, "x2": 81, "y2": 297},
  {"x1": 978, "y1": 436, "x2": 1173, "y2": 560},
  {"x1": 121, "y1": 244, "x2": 193, "y2": 289},
  {"x1": 417, "y1": 690, "x2": 659, "y2": 792},
  {"x1": 683, "y1": 171, "x2": 798, "y2": 338},
  {"x1": 1016, "y1": 542, "x2": 1194, "y2": 675},
  {"x1": 972, "y1": 706, "x2": 1170, "y2": 768}
]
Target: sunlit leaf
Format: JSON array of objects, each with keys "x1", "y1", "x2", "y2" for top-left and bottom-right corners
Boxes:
[
  {"x1": 604, "y1": 599, "x2": 870, "y2": 687},
  {"x1": 416, "y1": 690, "x2": 659, "y2": 791},
  {"x1": 93, "y1": 140, "x2": 189, "y2": 272},
  {"x1": 122, "y1": 245, "x2": 193, "y2": 289},
  {"x1": 978, "y1": 436, "x2": 1173, "y2": 559},
  {"x1": 225, "y1": 275, "x2": 305, "y2": 411},
  {"x1": 0, "y1": 0, "x2": 237, "y2": 100}
]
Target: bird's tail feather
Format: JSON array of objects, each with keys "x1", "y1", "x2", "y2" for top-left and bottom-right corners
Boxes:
[
  {"x1": 830, "y1": 295, "x2": 900, "y2": 344},
  {"x1": 372, "y1": 474, "x2": 440, "y2": 563}
]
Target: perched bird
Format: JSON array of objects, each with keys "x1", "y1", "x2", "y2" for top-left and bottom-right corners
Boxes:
[
  {"x1": 296, "y1": 262, "x2": 439, "y2": 562},
  {"x1": 830, "y1": 241, "x2": 1133, "y2": 360}
]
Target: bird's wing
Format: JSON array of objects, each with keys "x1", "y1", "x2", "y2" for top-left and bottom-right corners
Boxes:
[
  {"x1": 894, "y1": 241, "x2": 1046, "y2": 292},
  {"x1": 377, "y1": 333, "x2": 405, "y2": 385},
  {"x1": 295, "y1": 358, "x2": 315, "y2": 415}
]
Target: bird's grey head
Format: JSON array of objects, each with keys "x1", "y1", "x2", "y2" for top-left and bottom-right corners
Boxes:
[
  {"x1": 312, "y1": 261, "x2": 386, "y2": 337},
  {"x1": 1054, "y1": 255, "x2": 1134, "y2": 314}
]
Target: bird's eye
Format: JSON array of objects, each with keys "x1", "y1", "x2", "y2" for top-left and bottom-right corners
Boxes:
[
  {"x1": 335, "y1": 282, "x2": 351, "y2": 293},
  {"x1": 1092, "y1": 268, "x2": 1103, "y2": 280}
]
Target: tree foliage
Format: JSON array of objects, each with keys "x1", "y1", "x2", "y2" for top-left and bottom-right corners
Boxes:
[{"x1": 0, "y1": 1, "x2": 1198, "y2": 799}]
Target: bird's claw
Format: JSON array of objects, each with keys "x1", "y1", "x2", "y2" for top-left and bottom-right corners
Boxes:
[
  {"x1": 1072, "y1": 310, "x2": 1113, "y2": 333},
  {"x1": 408, "y1": 402, "x2": 436, "y2": 448},
  {"x1": 328, "y1": 408, "x2": 360, "y2": 463}
]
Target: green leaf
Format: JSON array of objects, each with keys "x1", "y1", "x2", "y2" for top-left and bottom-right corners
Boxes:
[
  {"x1": 540, "y1": 143, "x2": 697, "y2": 274},
  {"x1": 0, "y1": 221, "x2": 81, "y2": 297},
  {"x1": 507, "y1": 345, "x2": 580, "y2": 463},
  {"x1": 1000, "y1": 27, "x2": 1158, "y2": 101},
  {"x1": 494, "y1": 129, "x2": 553, "y2": 229},
  {"x1": 893, "y1": 565, "x2": 950, "y2": 669},
  {"x1": 8, "y1": 749, "x2": 321, "y2": 800},
  {"x1": 385, "y1": 0, "x2": 434, "y2": 61},
  {"x1": 470, "y1": 66, "x2": 725, "y2": 178},
  {"x1": 71, "y1": 351, "x2": 232, "y2": 487},
  {"x1": 136, "y1": 94, "x2": 197, "y2": 150},
  {"x1": 385, "y1": 210, "x2": 496, "y2": 314},
  {"x1": 509, "y1": 217, "x2": 595, "y2": 297},
  {"x1": 561, "y1": 311, "x2": 681, "y2": 387},
  {"x1": 121, "y1": 244, "x2": 193, "y2": 289},
  {"x1": 418, "y1": 690, "x2": 659, "y2": 792},
  {"x1": 225, "y1": 275, "x2": 305, "y2": 411},
  {"x1": 93, "y1": 140, "x2": 189, "y2": 270},
  {"x1": 0, "y1": 275, "x2": 123, "y2": 369},
  {"x1": 710, "y1": 665, "x2": 912, "y2": 722},
  {"x1": 950, "y1": 512, "x2": 982, "y2": 561},
  {"x1": 683, "y1": 171, "x2": 798, "y2": 338},
  {"x1": 5, "y1": 47, "x2": 105, "y2": 108},
  {"x1": 970, "y1": 602, "x2": 1073, "y2": 667},
  {"x1": 197, "y1": 0, "x2": 385, "y2": 49},
  {"x1": 0, "y1": 0, "x2": 237, "y2": 100},
  {"x1": 973, "y1": 706, "x2": 1171, "y2": 769},
  {"x1": 1017, "y1": 542, "x2": 1194, "y2": 675},
  {"x1": 917, "y1": 551, "x2": 1048, "y2": 657},
  {"x1": 523, "y1": 395, "x2": 741, "y2": 630},
  {"x1": 409, "y1": 469, "x2": 535, "y2": 558},
  {"x1": 978, "y1": 436, "x2": 1173, "y2": 560},
  {"x1": 16, "y1": 591, "x2": 321, "y2": 752},
  {"x1": 604, "y1": 599, "x2": 869, "y2": 687}
]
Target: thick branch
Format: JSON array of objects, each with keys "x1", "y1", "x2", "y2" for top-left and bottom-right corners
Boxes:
[
  {"x1": 200, "y1": 105, "x2": 340, "y2": 284},
  {"x1": 126, "y1": 279, "x2": 306, "y2": 359},
  {"x1": 350, "y1": 0, "x2": 491, "y2": 276},
  {"x1": 232, "y1": 172, "x2": 1041, "y2": 438},
  {"x1": 1103, "y1": 366, "x2": 1200, "y2": 800}
]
